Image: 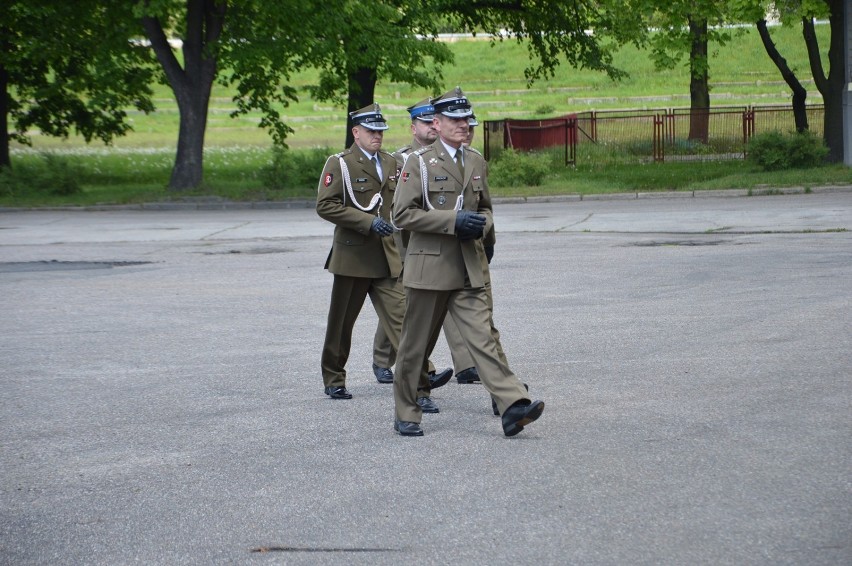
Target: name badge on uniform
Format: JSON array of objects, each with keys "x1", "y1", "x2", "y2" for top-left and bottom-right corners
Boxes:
[
  {"x1": 355, "y1": 177, "x2": 368, "y2": 183},
  {"x1": 437, "y1": 195, "x2": 446, "y2": 205},
  {"x1": 434, "y1": 176, "x2": 448, "y2": 181},
  {"x1": 473, "y1": 175, "x2": 481, "y2": 180}
]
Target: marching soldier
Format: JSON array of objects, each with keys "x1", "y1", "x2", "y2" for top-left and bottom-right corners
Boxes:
[
  {"x1": 391, "y1": 87, "x2": 545, "y2": 436},
  {"x1": 315, "y1": 103, "x2": 405, "y2": 400},
  {"x1": 370, "y1": 97, "x2": 453, "y2": 413}
]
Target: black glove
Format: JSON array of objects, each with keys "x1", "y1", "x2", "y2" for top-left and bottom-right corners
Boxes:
[
  {"x1": 454, "y1": 210, "x2": 486, "y2": 241},
  {"x1": 371, "y1": 216, "x2": 394, "y2": 237},
  {"x1": 485, "y1": 245, "x2": 494, "y2": 264}
]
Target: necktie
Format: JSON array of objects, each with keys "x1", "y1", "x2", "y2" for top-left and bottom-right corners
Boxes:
[
  {"x1": 454, "y1": 150, "x2": 464, "y2": 176},
  {"x1": 372, "y1": 156, "x2": 382, "y2": 182}
]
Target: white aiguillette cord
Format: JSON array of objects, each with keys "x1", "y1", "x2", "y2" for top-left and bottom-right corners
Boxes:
[
  {"x1": 419, "y1": 154, "x2": 463, "y2": 211},
  {"x1": 338, "y1": 156, "x2": 383, "y2": 213}
]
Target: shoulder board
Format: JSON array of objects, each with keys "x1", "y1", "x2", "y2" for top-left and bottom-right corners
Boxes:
[
  {"x1": 413, "y1": 146, "x2": 433, "y2": 156},
  {"x1": 332, "y1": 150, "x2": 346, "y2": 158},
  {"x1": 466, "y1": 147, "x2": 483, "y2": 157},
  {"x1": 394, "y1": 145, "x2": 413, "y2": 155},
  {"x1": 378, "y1": 149, "x2": 394, "y2": 157}
]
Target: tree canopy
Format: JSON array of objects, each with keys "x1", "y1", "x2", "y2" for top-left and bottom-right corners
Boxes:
[{"x1": 0, "y1": 0, "x2": 156, "y2": 167}]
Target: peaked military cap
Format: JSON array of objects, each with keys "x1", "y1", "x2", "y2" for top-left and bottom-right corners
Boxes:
[
  {"x1": 350, "y1": 103, "x2": 389, "y2": 131},
  {"x1": 407, "y1": 97, "x2": 435, "y2": 122},
  {"x1": 468, "y1": 113, "x2": 479, "y2": 127},
  {"x1": 431, "y1": 87, "x2": 473, "y2": 118}
]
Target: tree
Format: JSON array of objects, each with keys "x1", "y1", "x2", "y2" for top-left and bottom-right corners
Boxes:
[
  {"x1": 636, "y1": 0, "x2": 736, "y2": 142},
  {"x1": 302, "y1": 1, "x2": 454, "y2": 149},
  {"x1": 801, "y1": 0, "x2": 845, "y2": 162},
  {"x1": 755, "y1": 17, "x2": 810, "y2": 132},
  {"x1": 307, "y1": 0, "x2": 648, "y2": 149},
  {"x1": 733, "y1": 0, "x2": 845, "y2": 161},
  {"x1": 0, "y1": 1, "x2": 155, "y2": 169},
  {"x1": 137, "y1": 0, "x2": 334, "y2": 190}
]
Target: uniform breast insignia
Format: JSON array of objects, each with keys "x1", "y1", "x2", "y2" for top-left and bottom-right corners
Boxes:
[
  {"x1": 437, "y1": 195, "x2": 446, "y2": 205},
  {"x1": 355, "y1": 178, "x2": 368, "y2": 183},
  {"x1": 435, "y1": 176, "x2": 448, "y2": 181},
  {"x1": 401, "y1": 172, "x2": 410, "y2": 182},
  {"x1": 428, "y1": 157, "x2": 438, "y2": 165},
  {"x1": 473, "y1": 175, "x2": 481, "y2": 180},
  {"x1": 324, "y1": 172, "x2": 333, "y2": 187}
]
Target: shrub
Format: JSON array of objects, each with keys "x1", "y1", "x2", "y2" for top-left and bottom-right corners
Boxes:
[
  {"x1": 260, "y1": 146, "x2": 331, "y2": 192},
  {"x1": 0, "y1": 153, "x2": 83, "y2": 196},
  {"x1": 489, "y1": 149, "x2": 554, "y2": 187},
  {"x1": 747, "y1": 131, "x2": 828, "y2": 171}
]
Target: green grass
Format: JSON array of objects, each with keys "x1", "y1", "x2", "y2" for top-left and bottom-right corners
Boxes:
[{"x1": 2, "y1": 22, "x2": 848, "y2": 208}]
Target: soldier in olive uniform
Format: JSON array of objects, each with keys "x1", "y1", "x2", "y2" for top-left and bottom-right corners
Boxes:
[
  {"x1": 391, "y1": 88, "x2": 545, "y2": 436},
  {"x1": 370, "y1": 98, "x2": 453, "y2": 412},
  {"x1": 316, "y1": 103, "x2": 405, "y2": 400}
]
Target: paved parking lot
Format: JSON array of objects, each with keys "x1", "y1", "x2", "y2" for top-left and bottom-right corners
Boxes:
[{"x1": 1, "y1": 191, "x2": 851, "y2": 564}]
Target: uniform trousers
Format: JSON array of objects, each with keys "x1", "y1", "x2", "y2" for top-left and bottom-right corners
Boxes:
[
  {"x1": 393, "y1": 285, "x2": 530, "y2": 423},
  {"x1": 372, "y1": 324, "x2": 437, "y2": 378},
  {"x1": 321, "y1": 274, "x2": 404, "y2": 388}
]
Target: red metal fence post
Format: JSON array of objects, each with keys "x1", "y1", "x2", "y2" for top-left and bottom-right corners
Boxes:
[{"x1": 653, "y1": 114, "x2": 664, "y2": 162}]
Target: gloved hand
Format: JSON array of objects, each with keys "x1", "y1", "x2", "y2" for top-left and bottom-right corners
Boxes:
[
  {"x1": 371, "y1": 216, "x2": 394, "y2": 237},
  {"x1": 454, "y1": 210, "x2": 486, "y2": 241},
  {"x1": 485, "y1": 245, "x2": 494, "y2": 264}
]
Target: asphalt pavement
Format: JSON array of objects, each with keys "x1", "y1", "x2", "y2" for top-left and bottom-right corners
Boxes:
[{"x1": 1, "y1": 189, "x2": 851, "y2": 565}]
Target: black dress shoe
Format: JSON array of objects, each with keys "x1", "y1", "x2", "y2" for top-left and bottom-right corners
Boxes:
[
  {"x1": 493, "y1": 382, "x2": 529, "y2": 416},
  {"x1": 417, "y1": 396, "x2": 440, "y2": 413},
  {"x1": 324, "y1": 386, "x2": 352, "y2": 399},
  {"x1": 456, "y1": 367, "x2": 480, "y2": 384},
  {"x1": 372, "y1": 363, "x2": 394, "y2": 384},
  {"x1": 394, "y1": 420, "x2": 424, "y2": 436},
  {"x1": 428, "y1": 367, "x2": 454, "y2": 389},
  {"x1": 501, "y1": 399, "x2": 544, "y2": 437}
]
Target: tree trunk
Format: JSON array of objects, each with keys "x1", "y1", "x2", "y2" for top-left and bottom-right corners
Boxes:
[
  {"x1": 0, "y1": 61, "x2": 9, "y2": 169},
  {"x1": 344, "y1": 65, "x2": 377, "y2": 149},
  {"x1": 803, "y1": 1, "x2": 845, "y2": 162},
  {"x1": 141, "y1": 0, "x2": 224, "y2": 190},
  {"x1": 688, "y1": 17, "x2": 710, "y2": 143},
  {"x1": 756, "y1": 19, "x2": 808, "y2": 132},
  {"x1": 170, "y1": 88, "x2": 211, "y2": 189}
]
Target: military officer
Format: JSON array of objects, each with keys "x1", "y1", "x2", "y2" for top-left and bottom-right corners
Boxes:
[
  {"x1": 316, "y1": 103, "x2": 405, "y2": 400},
  {"x1": 446, "y1": 111, "x2": 491, "y2": 385},
  {"x1": 391, "y1": 87, "x2": 545, "y2": 436},
  {"x1": 370, "y1": 97, "x2": 453, "y2": 412}
]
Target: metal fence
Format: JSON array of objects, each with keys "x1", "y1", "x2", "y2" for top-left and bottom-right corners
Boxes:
[{"x1": 483, "y1": 104, "x2": 826, "y2": 164}]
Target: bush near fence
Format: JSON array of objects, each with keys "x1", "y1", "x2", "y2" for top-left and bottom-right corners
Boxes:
[{"x1": 483, "y1": 104, "x2": 825, "y2": 165}]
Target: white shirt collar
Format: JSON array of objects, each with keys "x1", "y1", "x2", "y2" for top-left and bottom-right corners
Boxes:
[
  {"x1": 439, "y1": 139, "x2": 462, "y2": 161},
  {"x1": 358, "y1": 147, "x2": 377, "y2": 161}
]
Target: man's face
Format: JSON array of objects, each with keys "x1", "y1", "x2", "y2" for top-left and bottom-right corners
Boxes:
[
  {"x1": 411, "y1": 119, "x2": 438, "y2": 146},
  {"x1": 352, "y1": 125, "x2": 383, "y2": 153},
  {"x1": 433, "y1": 115, "x2": 469, "y2": 148}
]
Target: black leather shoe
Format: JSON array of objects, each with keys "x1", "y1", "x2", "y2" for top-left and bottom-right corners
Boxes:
[
  {"x1": 502, "y1": 399, "x2": 544, "y2": 437},
  {"x1": 417, "y1": 396, "x2": 440, "y2": 413},
  {"x1": 394, "y1": 420, "x2": 424, "y2": 436},
  {"x1": 456, "y1": 367, "x2": 480, "y2": 384},
  {"x1": 493, "y1": 383, "x2": 529, "y2": 416},
  {"x1": 428, "y1": 368, "x2": 453, "y2": 389},
  {"x1": 324, "y1": 386, "x2": 352, "y2": 399},
  {"x1": 372, "y1": 363, "x2": 394, "y2": 384}
]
